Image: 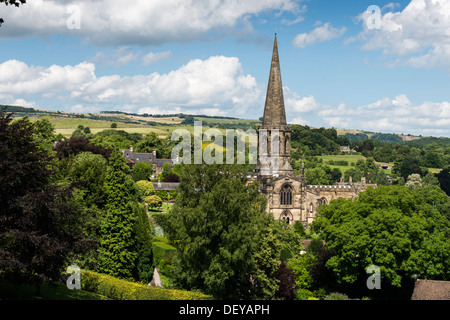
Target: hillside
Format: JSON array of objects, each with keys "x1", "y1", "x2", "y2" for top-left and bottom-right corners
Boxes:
[{"x1": 2, "y1": 105, "x2": 424, "y2": 141}]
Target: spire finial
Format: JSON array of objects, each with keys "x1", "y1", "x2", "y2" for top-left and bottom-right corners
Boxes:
[{"x1": 261, "y1": 32, "x2": 286, "y2": 127}]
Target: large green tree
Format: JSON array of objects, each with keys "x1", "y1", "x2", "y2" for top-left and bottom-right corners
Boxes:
[
  {"x1": 312, "y1": 185, "x2": 450, "y2": 299},
  {"x1": 0, "y1": 111, "x2": 86, "y2": 294},
  {"x1": 162, "y1": 163, "x2": 284, "y2": 299},
  {"x1": 97, "y1": 150, "x2": 153, "y2": 281}
]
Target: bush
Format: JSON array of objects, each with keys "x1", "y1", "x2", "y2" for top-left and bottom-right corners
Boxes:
[
  {"x1": 295, "y1": 288, "x2": 315, "y2": 300},
  {"x1": 155, "y1": 190, "x2": 178, "y2": 201},
  {"x1": 81, "y1": 270, "x2": 211, "y2": 300},
  {"x1": 324, "y1": 292, "x2": 349, "y2": 300},
  {"x1": 152, "y1": 241, "x2": 177, "y2": 266},
  {"x1": 136, "y1": 180, "x2": 155, "y2": 199},
  {"x1": 145, "y1": 195, "x2": 163, "y2": 209}
]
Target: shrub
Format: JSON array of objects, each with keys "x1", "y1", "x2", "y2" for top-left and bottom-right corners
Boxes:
[
  {"x1": 324, "y1": 292, "x2": 349, "y2": 300},
  {"x1": 295, "y1": 288, "x2": 315, "y2": 300},
  {"x1": 155, "y1": 190, "x2": 178, "y2": 201},
  {"x1": 136, "y1": 180, "x2": 155, "y2": 199},
  {"x1": 81, "y1": 270, "x2": 211, "y2": 300},
  {"x1": 145, "y1": 195, "x2": 163, "y2": 209}
]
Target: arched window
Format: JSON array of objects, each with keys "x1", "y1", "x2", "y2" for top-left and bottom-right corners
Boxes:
[
  {"x1": 280, "y1": 184, "x2": 293, "y2": 205},
  {"x1": 318, "y1": 198, "x2": 327, "y2": 206},
  {"x1": 281, "y1": 210, "x2": 292, "y2": 224}
]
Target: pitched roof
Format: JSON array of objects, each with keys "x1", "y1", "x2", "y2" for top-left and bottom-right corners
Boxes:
[
  {"x1": 153, "y1": 182, "x2": 180, "y2": 191},
  {"x1": 411, "y1": 279, "x2": 450, "y2": 300},
  {"x1": 262, "y1": 34, "x2": 287, "y2": 128}
]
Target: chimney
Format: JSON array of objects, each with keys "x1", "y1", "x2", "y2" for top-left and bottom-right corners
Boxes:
[
  {"x1": 130, "y1": 145, "x2": 133, "y2": 152},
  {"x1": 153, "y1": 149, "x2": 156, "y2": 156},
  {"x1": 349, "y1": 176, "x2": 352, "y2": 183}
]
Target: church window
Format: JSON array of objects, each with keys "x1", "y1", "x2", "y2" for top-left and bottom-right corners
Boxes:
[
  {"x1": 280, "y1": 184, "x2": 293, "y2": 205},
  {"x1": 281, "y1": 210, "x2": 292, "y2": 224}
]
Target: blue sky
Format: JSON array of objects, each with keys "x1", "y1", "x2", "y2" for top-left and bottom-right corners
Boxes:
[{"x1": 0, "y1": 0, "x2": 449, "y2": 137}]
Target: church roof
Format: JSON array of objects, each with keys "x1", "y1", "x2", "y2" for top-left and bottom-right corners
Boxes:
[{"x1": 262, "y1": 34, "x2": 287, "y2": 127}]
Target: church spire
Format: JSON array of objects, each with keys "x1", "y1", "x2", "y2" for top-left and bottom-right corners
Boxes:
[{"x1": 262, "y1": 33, "x2": 287, "y2": 127}]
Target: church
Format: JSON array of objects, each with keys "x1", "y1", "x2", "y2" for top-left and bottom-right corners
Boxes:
[{"x1": 254, "y1": 35, "x2": 376, "y2": 227}]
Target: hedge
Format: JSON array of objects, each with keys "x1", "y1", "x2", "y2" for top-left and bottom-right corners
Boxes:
[
  {"x1": 81, "y1": 270, "x2": 211, "y2": 300},
  {"x1": 153, "y1": 241, "x2": 177, "y2": 266}
]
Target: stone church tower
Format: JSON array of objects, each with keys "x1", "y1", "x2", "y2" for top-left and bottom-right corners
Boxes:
[{"x1": 256, "y1": 35, "x2": 375, "y2": 226}]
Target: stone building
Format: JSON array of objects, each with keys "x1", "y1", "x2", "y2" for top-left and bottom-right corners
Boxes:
[
  {"x1": 255, "y1": 35, "x2": 376, "y2": 226},
  {"x1": 121, "y1": 146, "x2": 174, "y2": 178}
]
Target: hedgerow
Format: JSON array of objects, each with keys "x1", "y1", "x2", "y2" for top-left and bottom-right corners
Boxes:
[{"x1": 81, "y1": 270, "x2": 211, "y2": 300}]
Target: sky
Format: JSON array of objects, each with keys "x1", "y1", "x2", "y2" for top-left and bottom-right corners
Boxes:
[{"x1": 0, "y1": 0, "x2": 450, "y2": 137}]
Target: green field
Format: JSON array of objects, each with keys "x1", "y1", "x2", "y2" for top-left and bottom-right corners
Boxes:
[
  {"x1": 317, "y1": 155, "x2": 442, "y2": 175},
  {"x1": 317, "y1": 155, "x2": 394, "y2": 175},
  {"x1": 23, "y1": 115, "x2": 239, "y2": 138}
]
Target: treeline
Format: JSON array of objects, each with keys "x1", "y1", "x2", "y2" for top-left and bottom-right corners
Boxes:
[
  {"x1": 290, "y1": 125, "x2": 344, "y2": 157},
  {"x1": 100, "y1": 110, "x2": 238, "y2": 120},
  {"x1": 1, "y1": 105, "x2": 36, "y2": 113},
  {"x1": 289, "y1": 124, "x2": 450, "y2": 168}
]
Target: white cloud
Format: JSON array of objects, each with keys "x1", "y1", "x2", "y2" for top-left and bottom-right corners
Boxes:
[
  {"x1": 92, "y1": 47, "x2": 141, "y2": 67},
  {"x1": 0, "y1": 0, "x2": 303, "y2": 45},
  {"x1": 0, "y1": 60, "x2": 96, "y2": 95},
  {"x1": 310, "y1": 94, "x2": 450, "y2": 137},
  {"x1": 142, "y1": 51, "x2": 173, "y2": 65},
  {"x1": 292, "y1": 22, "x2": 346, "y2": 48},
  {"x1": 0, "y1": 56, "x2": 262, "y2": 117},
  {"x1": 355, "y1": 0, "x2": 450, "y2": 68}
]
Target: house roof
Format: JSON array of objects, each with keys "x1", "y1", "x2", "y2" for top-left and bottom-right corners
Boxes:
[
  {"x1": 153, "y1": 182, "x2": 180, "y2": 191},
  {"x1": 121, "y1": 149, "x2": 173, "y2": 167},
  {"x1": 411, "y1": 280, "x2": 450, "y2": 300}
]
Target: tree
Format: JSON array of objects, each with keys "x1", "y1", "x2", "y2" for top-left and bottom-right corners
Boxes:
[
  {"x1": 436, "y1": 167, "x2": 450, "y2": 196},
  {"x1": 33, "y1": 118, "x2": 56, "y2": 153},
  {"x1": 145, "y1": 195, "x2": 163, "y2": 210},
  {"x1": 132, "y1": 161, "x2": 153, "y2": 182},
  {"x1": 275, "y1": 261, "x2": 296, "y2": 300},
  {"x1": 111, "y1": 123, "x2": 118, "y2": 128},
  {"x1": 97, "y1": 151, "x2": 140, "y2": 280},
  {"x1": 287, "y1": 254, "x2": 315, "y2": 291},
  {"x1": 159, "y1": 162, "x2": 173, "y2": 181},
  {"x1": 0, "y1": 111, "x2": 86, "y2": 294},
  {"x1": 54, "y1": 136, "x2": 111, "y2": 159},
  {"x1": 135, "y1": 132, "x2": 174, "y2": 158},
  {"x1": 132, "y1": 202, "x2": 154, "y2": 283},
  {"x1": 420, "y1": 152, "x2": 442, "y2": 168},
  {"x1": 0, "y1": 0, "x2": 26, "y2": 26},
  {"x1": 399, "y1": 156, "x2": 423, "y2": 180},
  {"x1": 163, "y1": 173, "x2": 180, "y2": 183},
  {"x1": 312, "y1": 185, "x2": 450, "y2": 299},
  {"x1": 422, "y1": 171, "x2": 440, "y2": 187},
  {"x1": 68, "y1": 152, "x2": 108, "y2": 207},
  {"x1": 162, "y1": 163, "x2": 282, "y2": 299},
  {"x1": 405, "y1": 173, "x2": 422, "y2": 190},
  {"x1": 136, "y1": 180, "x2": 155, "y2": 199}
]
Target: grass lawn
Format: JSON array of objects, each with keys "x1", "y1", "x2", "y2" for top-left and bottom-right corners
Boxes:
[
  {"x1": 318, "y1": 154, "x2": 366, "y2": 163},
  {"x1": 0, "y1": 278, "x2": 109, "y2": 300},
  {"x1": 148, "y1": 202, "x2": 173, "y2": 214}
]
